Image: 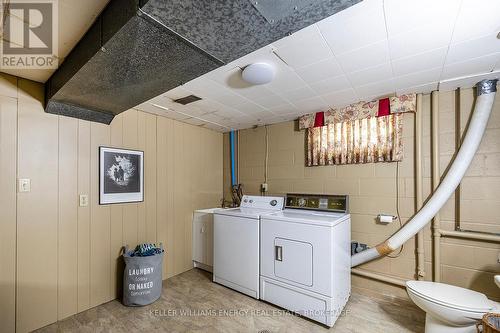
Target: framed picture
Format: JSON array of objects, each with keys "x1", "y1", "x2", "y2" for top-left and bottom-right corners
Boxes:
[{"x1": 99, "y1": 146, "x2": 144, "y2": 205}]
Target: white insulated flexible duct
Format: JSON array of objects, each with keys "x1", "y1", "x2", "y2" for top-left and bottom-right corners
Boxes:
[{"x1": 352, "y1": 79, "x2": 498, "y2": 267}]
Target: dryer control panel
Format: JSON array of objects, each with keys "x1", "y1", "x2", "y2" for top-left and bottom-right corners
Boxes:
[{"x1": 285, "y1": 193, "x2": 348, "y2": 213}]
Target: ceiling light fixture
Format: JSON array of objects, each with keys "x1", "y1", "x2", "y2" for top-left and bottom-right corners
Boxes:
[{"x1": 241, "y1": 62, "x2": 276, "y2": 85}]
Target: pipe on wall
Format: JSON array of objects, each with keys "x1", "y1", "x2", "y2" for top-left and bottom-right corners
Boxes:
[
  {"x1": 431, "y1": 91, "x2": 441, "y2": 282},
  {"x1": 237, "y1": 131, "x2": 240, "y2": 184},
  {"x1": 352, "y1": 79, "x2": 498, "y2": 267},
  {"x1": 415, "y1": 94, "x2": 425, "y2": 280},
  {"x1": 440, "y1": 229, "x2": 500, "y2": 242},
  {"x1": 230, "y1": 130, "x2": 236, "y2": 186},
  {"x1": 351, "y1": 268, "x2": 407, "y2": 288}
]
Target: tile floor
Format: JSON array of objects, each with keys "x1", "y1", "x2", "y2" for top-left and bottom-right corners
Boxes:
[{"x1": 36, "y1": 268, "x2": 425, "y2": 333}]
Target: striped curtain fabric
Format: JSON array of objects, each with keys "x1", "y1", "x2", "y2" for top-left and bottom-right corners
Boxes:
[{"x1": 306, "y1": 114, "x2": 403, "y2": 166}]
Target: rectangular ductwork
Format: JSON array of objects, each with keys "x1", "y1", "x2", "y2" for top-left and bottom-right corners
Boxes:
[
  {"x1": 45, "y1": 0, "x2": 222, "y2": 124},
  {"x1": 45, "y1": 0, "x2": 360, "y2": 124}
]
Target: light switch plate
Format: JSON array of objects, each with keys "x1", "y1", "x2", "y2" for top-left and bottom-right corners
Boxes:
[
  {"x1": 18, "y1": 179, "x2": 31, "y2": 192},
  {"x1": 79, "y1": 194, "x2": 89, "y2": 207}
]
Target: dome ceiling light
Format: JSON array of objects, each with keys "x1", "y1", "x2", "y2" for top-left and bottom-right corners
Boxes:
[{"x1": 241, "y1": 62, "x2": 276, "y2": 85}]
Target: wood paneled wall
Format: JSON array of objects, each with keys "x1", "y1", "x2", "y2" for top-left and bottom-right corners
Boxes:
[{"x1": 0, "y1": 73, "x2": 223, "y2": 333}]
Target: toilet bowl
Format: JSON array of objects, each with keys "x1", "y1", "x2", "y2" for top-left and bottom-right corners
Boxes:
[{"x1": 406, "y1": 280, "x2": 499, "y2": 333}]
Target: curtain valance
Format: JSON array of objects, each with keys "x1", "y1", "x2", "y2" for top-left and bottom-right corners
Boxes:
[
  {"x1": 298, "y1": 93, "x2": 416, "y2": 130},
  {"x1": 306, "y1": 114, "x2": 403, "y2": 166}
]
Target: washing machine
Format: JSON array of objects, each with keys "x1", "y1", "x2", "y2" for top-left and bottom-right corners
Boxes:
[
  {"x1": 260, "y1": 193, "x2": 351, "y2": 327},
  {"x1": 213, "y1": 195, "x2": 284, "y2": 299}
]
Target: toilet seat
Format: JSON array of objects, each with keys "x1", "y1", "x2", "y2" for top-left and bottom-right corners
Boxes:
[{"x1": 406, "y1": 281, "x2": 494, "y2": 313}]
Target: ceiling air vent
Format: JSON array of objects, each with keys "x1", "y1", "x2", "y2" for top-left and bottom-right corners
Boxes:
[{"x1": 173, "y1": 95, "x2": 202, "y2": 105}]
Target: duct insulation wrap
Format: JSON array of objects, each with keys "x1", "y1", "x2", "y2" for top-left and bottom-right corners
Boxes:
[{"x1": 351, "y1": 79, "x2": 498, "y2": 268}]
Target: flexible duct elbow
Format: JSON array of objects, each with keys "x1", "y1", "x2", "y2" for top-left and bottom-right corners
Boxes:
[{"x1": 352, "y1": 79, "x2": 498, "y2": 268}]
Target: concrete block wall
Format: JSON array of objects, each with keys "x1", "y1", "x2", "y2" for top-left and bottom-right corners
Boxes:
[{"x1": 225, "y1": 89, "x2": 500, "y2": 300}]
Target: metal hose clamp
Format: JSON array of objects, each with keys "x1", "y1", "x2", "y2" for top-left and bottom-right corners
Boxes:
[{"x1": 477, "y1": 79, "x2": 498, "y2": 95}]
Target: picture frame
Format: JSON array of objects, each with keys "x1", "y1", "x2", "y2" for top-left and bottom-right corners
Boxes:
[{"x1": 99, "y1": 146, "x2": 144, "y2": 205}]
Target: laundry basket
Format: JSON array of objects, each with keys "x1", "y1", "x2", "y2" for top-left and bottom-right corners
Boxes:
[
  {"x1": 122, "y1": 244, "x2": 164, "y2": 306},
  {"x1": 477, "y1": 313, "x2": 500, "y2": 333}
]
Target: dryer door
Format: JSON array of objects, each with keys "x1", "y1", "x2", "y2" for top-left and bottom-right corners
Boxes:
[{"x1": 274, "y1": 238, "x2": 313, "y2": 286}]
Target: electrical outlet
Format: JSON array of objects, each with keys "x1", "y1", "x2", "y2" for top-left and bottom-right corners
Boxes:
[
  {"x1": 18, "y1": 179, "x2": 31, "y2": 192},
  {"x1": 261, "y1": 183, "x2": 268, "y2": 192},
  {"x1": 79, "y1": 194, "x2": 89, "y2": 207}
]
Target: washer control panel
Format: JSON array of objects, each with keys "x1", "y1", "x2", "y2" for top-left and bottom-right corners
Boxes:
[{"x1": 241, "y1": 195, "x2": 284, "y2": 210}]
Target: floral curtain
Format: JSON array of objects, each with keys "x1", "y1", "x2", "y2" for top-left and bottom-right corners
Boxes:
[
  {"x1": 306, "y1": 114, "x2": 403, "y2": 166},
  {"x1": 299, "y1": 93, "x2": 416, "y2": 130}
]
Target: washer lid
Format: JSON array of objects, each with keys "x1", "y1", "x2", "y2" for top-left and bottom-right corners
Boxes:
[
  {"x1": 264, "y1": 209, "x2": 349, "y2": 227},
  {"x1": 214, "y1": 207, "x2": 277, "y2": 219},
  {"x1": 406, "y1": 281, "x2": 494, "y2": 313}
]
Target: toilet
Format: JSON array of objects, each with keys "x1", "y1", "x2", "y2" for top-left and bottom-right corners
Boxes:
[{"x1": 406, "y1": 280, "x2": 499, "y2": 333}]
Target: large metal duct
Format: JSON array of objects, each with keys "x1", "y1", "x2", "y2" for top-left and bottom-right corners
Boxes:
[{"x1": 45, "y1": 0, "x2": 361, "y2": 124}]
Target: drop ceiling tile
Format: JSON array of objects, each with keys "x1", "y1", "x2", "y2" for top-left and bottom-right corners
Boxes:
[
  {"x1": 232, "y1": 102, "x2": 266, "y2": 115},
  {"x1": 140, "y1": 103, "x2": 191, "y2": 120},
  {"x1": 294, "y1": 57, "x2": 344, "y2": 84},
  {"x1": 199, "y1": 112, "x2": 228, "y2": 124},
  {"x1": 439, "y1": 70, "x2": 500, "y2": 91},
  {"x1": 233, "y1": 45, "x2": 291, "y2": 73},
  {"x1": 273, "y1": 25, "x2": 332, "y2": 69},
  {"x1": 230, "y1": 112, "x2": 256, "y2": 121},
  {"x1": 201, "y1": 123, "x2": 231, "y2": 132},
  {"x1": 134, "y1": 102, "x2": 158, "y2": 114},
  {"x1": 451, "y1": 0, "x2": 500, "y2": 44},
  {"x1": 208, "y1": 67, "x2": 243, "y2": 88},
  {"x1": 182, "y1": 118, "x2": 206, "y2": 126},
  {"x1": 347, "y1": 62, "x2": 393, "y2": 87},
  {"x1": 336, "y1": 40, "x2": 390, "y2": 73},
  {"x1": 389, "y1": 23, "x2": 454, "y2": 60},
  {"x1": 446, "y1": 34, "x2": 500, "y2": 64},
  {"x1": 309, "y1": 75, "x2": 351, "y2": 95},
  {"x1": 396, "y1": 81, "x2": 438, "y2": 95},
  {"x1": 172, "y1": 104, "x2": 211, "y2": 118},
  {"x1": 265, "y1": 71, "x2": 308, "y2": 94},
  {"x1": 384, "y1": 0, "x2": 461, "y2": 37},
  {"x1": 268, "y1": 103, "x2": 299, "y2": 115},
  {"x1": 278, "y1": 86, "x2": 317, "y2": 104},
  {"x1": 162, "y1": 86, "x2": 193, "y2": 100},
  {"x1": 183, "y1": 77, "x2": 228, "y2": 99},
  {"x1": 321, "y1": 88, "x2": 358, "y2": 108},
  {"x1": 391, "y1": 47, "x2": 448, "y2": 77},
  {"x1": 253, "y1": 91, "x2": 289, "y2": 109},
  {"x1": 354, "y1": 79, "x2": 395, "y2": 100},
  {"x1": 146, "y1": 94, "x2": 171, "y2": 106},
  {"x1": 393, "y1": 67, "x2": 442, "y2": 90},
  {"x1": 441, "y1": 53, "x2": 499, "y2": 81},
  {"x1": 317, "y1": 0, "x2": 386, "y2": 54},
  {"x1": 265, "y1": 115, "x2": 297, "y2": 125},
  {"x1": 193, "y1": 98, "x2": 225, "y2": 113},
  {"x1": 212, "y1": 105, "x2": 246, "y2": 118},
  {"x1": 252, "y1": 111, "x2": 279, "y2": 121},
  {"x1": 230, "y1": 85, "x2": 270, "y2": 101},
  {"x1": 280, "y1": 113, "x2": 300, "y2": 122},
  {"x1": 292, "y1": 96, "x2": 330, "y2": 113},
  {"x1": 210, "y1": 91, "x2": 251, "y2": 108}
]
